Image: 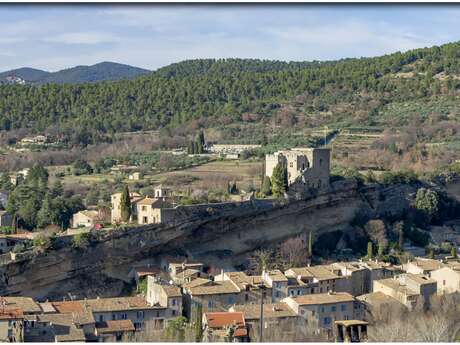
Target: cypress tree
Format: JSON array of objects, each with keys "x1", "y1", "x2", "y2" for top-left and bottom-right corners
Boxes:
[
  {"x1": 367, "y1": 242, "x2": 373, "y2": 259},
  {"x1": 261, "y1": 176, "x2": 272, "y2": 196},
  {"x1": 451, "y1": 246, "x2": 457, "y2": 258},
  {"x1": 120, "y1": 185, "x2": 132, "y2": 222},
  {"x1": 308, "y1": 231, "x2": 313, "y2": 258},
  {"x1": 271, "y1": 163, "x2": 287, "y2": 197}
]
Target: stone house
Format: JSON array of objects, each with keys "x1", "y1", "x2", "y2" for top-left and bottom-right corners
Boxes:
[
  {"x1": 128, "y1": 172, "x2": 142, "y2": 181},
  {"x1": 283, "y1": 292, "x2": 362, "y2": 330},
  {"x1": 402, "y1": 258, "x2": 444, "y2": 277},
  {"x1": 0, "y1": 309, "x2": 24, "y2": 342},
  {"x1": 146, "y1": 277, "x2": 183, "y2": 322},
  {"x1": 72, "y1": 210, "x2": 99, "y2": 228},
  {"x1": 284, "y1": 267, "x2": 320, "y2": 296},
  {"x1": 265, "y1": 147, "x2": 330, "y2": 189},
  {"x1": 153, "y1": 185, "x2": 172, "y2": 198},
  {"x1": 136, "y1": 198, "x2": 168, "y2": 225},
  {"x1": 82, "y1": 296, "x2": 169, "y2": 332},
  {"x1": 214, "y1": 271, "x2": 272, "y2": 304},
  {"x1": 262, "y1": 270, "x2": 289, "y2": 302},
  {"x1": 182, "y1": 279, "x2": 244, "y2": 318},
  {"x1": 430, "y1": 266, "x2": 460, "y2": 295},
  {"x1": 229, "y1": 301, "x2": 298, "y2": 330},
  {"x1": 373, "y1": 273, "x2": 437, "y2": 309},
  {"x1": 329, "y1": 262, "x2": 369, "y2": 296},
  {"x1": 357, "y1": 291, "x2": 407, "y2": 318},
  {"x1": 110, "y1": 192, "x2": 143, "y2": 223},
  {"x1": 94, "y1": 320, "x2": 135, "y2": 342},
  {"x1": 202, "y1": 311, "x2": 248, "y2": 342}
]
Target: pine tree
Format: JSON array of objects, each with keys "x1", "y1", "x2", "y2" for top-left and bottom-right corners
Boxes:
[
  {"x1": 120, "y1": 185, "x2": 132, "y2": 222},
  {"x1": 451, "y1": 246, "x2": 457, "y2": 258},
  {"x1": 271, "y1": 163, "x2": 287, "y2": 197},
  {"x1": 261, "y1": 176, "x2": 272, "y2": 196},
  {"x1": 36, "y1": 194, "x2": 56, "y2": 228},
  {"x1": 398, "y1": 223, "x2": 405, "y2": 252},
  {"x1": 367, "y1": 242, "x2": 373, "y2": 259},
  {"x1": 308, "y1": 231, "x2": 313, "y2": 259}
]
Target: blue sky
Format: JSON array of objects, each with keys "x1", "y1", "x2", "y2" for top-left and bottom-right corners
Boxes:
[{"x1": 1, "y1": 4, "x2": 460, "y2": 72}]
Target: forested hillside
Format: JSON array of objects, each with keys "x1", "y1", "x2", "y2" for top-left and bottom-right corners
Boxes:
[{"x1": 1, "y1": 41, "x2": 460, "y2": 143}]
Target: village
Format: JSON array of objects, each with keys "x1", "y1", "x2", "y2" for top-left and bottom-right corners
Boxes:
[{"x1": 0, "y1": 144, "x2": 459, "y2": 342}]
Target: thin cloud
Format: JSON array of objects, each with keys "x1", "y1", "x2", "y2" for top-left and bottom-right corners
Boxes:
[{"x1": 43, "y1": 32, "x2": 119, "y2": 45}]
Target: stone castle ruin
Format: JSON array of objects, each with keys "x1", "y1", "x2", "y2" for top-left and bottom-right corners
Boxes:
[{"x1": 265, "y1": 147, "x2": 331, "y2": 190}]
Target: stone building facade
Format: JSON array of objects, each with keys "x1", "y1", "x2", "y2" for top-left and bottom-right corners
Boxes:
[{"x1": 265, "y1": 147, "x2": 330, "y2": 190}]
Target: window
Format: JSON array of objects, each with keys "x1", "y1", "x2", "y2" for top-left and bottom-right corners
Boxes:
[
  {"x1": 323, "y1": 317, "x2": 331, "y2": 325},
  {"x1": 142, "y1": 206, "x2": 147, "y2": 211},
  {"x1": 290, "y1": 291, "x2": 294, "y2": 296},
  {"x1": 289, "y1": 162, "x2": 293, "y2": 168},
  {"x1": 443, "y1": 280, "x2": 446, "y2": 286},
  {"x1": 311, "y1": 288, "x2": 314, "y2": 294},
  {"x1": 245, "y1": 294, "x2": 249, "y2": 301},
  {"x1": 297, "y1": 290, "x2": 300, "y2": 295},
  {"x1": 171, "y1": 299, "x2": 176, "y2": 306},
  {"x1": 208, "y1": 301, "x2": 212, "y2": 308},
  {"x1": 172, "y1": 310, "x2": 176, "y2": 316},
  {"x1": 99, "y1": 315, "x2": 104, "y2": 322},
  {"x1": 300, "y1": 309, "x2": 305, "y2": 315},
  {"x1": 228, "y1": 296, "x2": 235, "y2": 304},
  {"x1": 341, "y1": 305, "x2": 347, "y2": 311},
  {"x1": 331, "y1": 306, "x2": 336, "y2": 312},
  {"x1": 137, "y1": 311, "x2": 144, "y2": 319},
  {"x1": 120, "y1": 313, "x2": 127, "y2": 320},
  {"x1": 275, "y1": 291, "x2": 280, "y2": 298},
  {"x1": 319, "y1": 159, "x2": 323, "y2": 166},
  {"x1": 156, "y1": 311, "x2": 160, "y2": 317},
  {"x1": 112, "y1": 314, "x2": 116, "y2": 320},
  {"x1": 321, "y1": 307, "x2": 325, "y2": 313},
  {"x1": 143, "y1": 216, "x2": 148, "y2": 224}
]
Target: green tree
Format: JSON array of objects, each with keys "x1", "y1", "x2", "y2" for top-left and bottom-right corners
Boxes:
[
  {"x1": 415, "y1": 188, "x2": 440, "y2": 222},
  {"x1": 451, "y1": 246, "x2": 457, "y2": 258},
  {"x1": 261, "y1": 176, "x2": 272, "y2": 196},
  {"x1": 193, "y1": 303, "x2": 203, "y2": 342},
  {"x1": 367, "y1": 241, "x2": 373, "y2": 259},
  {"x1": 308, "y1": 231, "x2": 313, "y2": 259},
  {"x1": 72, "y1": 159, "x2": 93, "y2": 176},
  {"x1": 36, "y1": 194, "x2": 57, "y2": 228},
  {"x1": 50, "y1": 179, "x2": 64, "y2": 198},
  {"x1": 271, "y1": 163, "x2": 287, "y2": 197},
  {"x1": 165, "y1": 316, "x2": 188, "y2": 342},
  {"x1": 120, "y1": 185, "x2": 132, "y2": 222}
]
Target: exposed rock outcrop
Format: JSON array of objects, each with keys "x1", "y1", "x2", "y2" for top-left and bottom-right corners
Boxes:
[{"x1": 0, "y1": 179, "x2": 433, "y2": 300}]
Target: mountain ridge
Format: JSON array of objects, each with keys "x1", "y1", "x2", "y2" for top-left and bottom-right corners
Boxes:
[{"x1": 0, "y1": 61, "x2": 150, "y2": 84}]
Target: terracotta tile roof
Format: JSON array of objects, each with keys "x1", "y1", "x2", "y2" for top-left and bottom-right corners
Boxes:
[
  {"x1": 161, "y1": 285, "x2": 182, "y2": 297},
  {"x1": 287, "y1": 292, "x2": 355, "y2": 306},
  {"x1": 38, "y1": 313, "x2": 87, "y2": 342},
  {"x1": 374, "y1": 278, "x2": 418, "y2": 297},
  {"x1": 204, "y1": 312, "x2": 247, "y2": 338},
  {"x1": 305, "y1": 266, "x2": 340, "y2": 281},
  {"x1": 79, "y1": 210, "x2": 99, "y2": 219},
  {"x1": 1, "y1": 297, "x2": 41, "y2": 314},
  {"x1": 265, "y1": 270, "x2": 288, "y2": 282},
  {"x1": 0, "y1": 308, "x2": 23, "y2": 320},
  {"x1": 285, "y1": 267, "x2": 314, "y2": 279},
  {"x1": 188, "y1": 280, "x2": 240, "y2": 296},
  {"x1": 137, "y1": 197, "x2": 162, "y2": 206},
  {"x1": 357, "y1": 292, "x2": 405, "y2": 308},
  {"x1": 410, "y1": 258, "x2": 444, "y2": 271},
  {"x1": 82, "y1": 296, "x2": 154, "y2": 312},
  {"x1": 183, "y1": 278, "x2": 211, "y2": 289},
  {"x1": 230, "y1": 302, "x2": 297, "y2": 320},
  {"x1": 52, "y1": 301, "x2": 85, "y2": 314},
  {"x1": 403, "y1": 273, "x2": 436, "y2": 285},
  {"x1": 96, "y1": 320, "x2": 135, "y2": 334}
]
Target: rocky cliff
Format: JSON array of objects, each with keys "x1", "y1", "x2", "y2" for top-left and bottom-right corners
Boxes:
[{"x1": 0, "y1": 179, "x2": 431, "y2": 300}]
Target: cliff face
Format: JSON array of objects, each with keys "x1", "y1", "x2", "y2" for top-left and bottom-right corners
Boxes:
[{"x1": 0, "y1": 179, "x2": 420, "y2": 300}]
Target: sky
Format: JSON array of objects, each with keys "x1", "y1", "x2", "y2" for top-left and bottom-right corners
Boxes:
[{"x1": 1, "y1": 4, "x2": 460, "y2": 72}]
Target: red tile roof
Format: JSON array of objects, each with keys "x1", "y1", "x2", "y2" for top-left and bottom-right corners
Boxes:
[{"x1": 204, "y1": 312, "x2": 247, "y2": 338}]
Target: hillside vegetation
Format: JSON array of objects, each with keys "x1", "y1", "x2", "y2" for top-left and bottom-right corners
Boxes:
[{"x1": 1, "y1": 42, "x2": 460, "y2": 135}]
